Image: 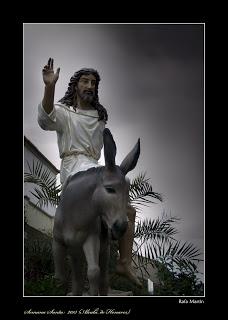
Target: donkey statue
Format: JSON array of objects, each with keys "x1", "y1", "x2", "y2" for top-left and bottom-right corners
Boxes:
[{"x1": 53, "y1": 128, "x2": 140, "y2": 295}]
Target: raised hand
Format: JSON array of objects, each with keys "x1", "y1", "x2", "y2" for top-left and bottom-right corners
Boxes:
[{"x1": 42, "y1": 58, "x2": 60, "y2": 87}]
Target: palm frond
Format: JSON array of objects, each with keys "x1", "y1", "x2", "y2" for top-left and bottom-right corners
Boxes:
[
  {"x1": 129, "y1": 172, "x2": 163, "y2": 209},
  {"x1": 134, "y1": 215, "x2": 179, "y2": 243},
  {"x1": 136, "y1": 238, "x2": 202, "y2": 275},
  {"x1": 169, "y1": 240, "x2": 202, "y2": 263},
  {"x1": 25, "y1": 160, "x2": 60, "y2": 190},
  {"x1": 133, "y1": 211, "x2": 203, "y2": 276},
  {"x1": 24, "y1": 160, "x2": 61, "y2": 208},
  {"x1": 30, "y1": 187, "x2": 60, "y2": 208}
]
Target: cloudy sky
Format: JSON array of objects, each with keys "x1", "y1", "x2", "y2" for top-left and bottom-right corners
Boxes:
[{"x1": 24, "y1": 23, "x2": 204, "y2": 279}]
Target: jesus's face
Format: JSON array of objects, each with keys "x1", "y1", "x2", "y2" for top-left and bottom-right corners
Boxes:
[{"x1": 76, "y1": 74, "x2": 96, "y2": 103}]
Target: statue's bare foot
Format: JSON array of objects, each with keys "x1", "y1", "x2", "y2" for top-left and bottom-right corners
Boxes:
[{"x1": 116, "y1": 261, "x2": 142, "y2": 287}]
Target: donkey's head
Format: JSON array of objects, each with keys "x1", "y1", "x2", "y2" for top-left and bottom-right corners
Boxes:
[{"x1": 93, "y1": 128, "x2": 140, "y2": 240}]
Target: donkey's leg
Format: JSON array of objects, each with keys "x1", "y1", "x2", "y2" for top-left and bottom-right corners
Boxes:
[
  {"x1": 83, "y1": 233, "x2": 100, "y2": 296},
  {"x1": 70, "y1": 249, "x2": 84, "y2": 296},
  {"x1": 52, "y1": 239, "x2": 68, "y2": 292},
  {"x1": 99, "y1": 225, "x2": 110, "y2": 295}
]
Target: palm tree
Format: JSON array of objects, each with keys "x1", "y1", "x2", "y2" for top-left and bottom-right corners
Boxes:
[
  {"x1": 133, "y1": 215, "x2": 202, "y2": 278},
  {"x1": 123, "y1": 172, "x2": 203, "y2": 284}
]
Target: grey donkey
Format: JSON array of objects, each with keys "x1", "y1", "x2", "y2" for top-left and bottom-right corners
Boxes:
[{"x1": 53, "y1": 128, "x2": 140, "y2": 295}]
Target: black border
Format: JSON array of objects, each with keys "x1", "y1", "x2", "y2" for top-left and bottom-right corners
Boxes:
[{"x1": 16, "y1": 15, "x2": 210, "y2": 320}]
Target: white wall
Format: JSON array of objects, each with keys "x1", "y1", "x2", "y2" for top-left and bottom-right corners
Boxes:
[{"x1": 24, "y1": 196, "x2": 54, "y2": 236}]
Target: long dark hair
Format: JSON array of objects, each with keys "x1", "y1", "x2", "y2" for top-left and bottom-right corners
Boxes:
[{"x1": 58, "y1": 68, "x2": 108, "y2": 122}]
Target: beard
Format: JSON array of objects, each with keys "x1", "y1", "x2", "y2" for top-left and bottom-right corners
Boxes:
[{"x1": 77, "y1": 89, "x2": 95, "y2": 103}]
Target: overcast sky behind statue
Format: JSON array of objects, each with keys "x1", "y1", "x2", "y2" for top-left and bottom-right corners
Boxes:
[{"x1": 24, "y1": 23, "x2": 204, "y2": 279}]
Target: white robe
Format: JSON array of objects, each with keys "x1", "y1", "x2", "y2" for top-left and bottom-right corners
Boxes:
[{"x1": 38, "y1": 102, "x2": 105, "y2": 184}]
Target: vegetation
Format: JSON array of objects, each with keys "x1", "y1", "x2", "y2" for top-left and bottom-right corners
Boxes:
[
  {"x1": 24, "y1": 160, "x2": 61, "y2": 208},
  {"x1": 154, "y1": 261, "x2": 204, "y2": 296}
]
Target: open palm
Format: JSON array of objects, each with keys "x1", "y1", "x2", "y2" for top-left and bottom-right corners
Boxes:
[{"x1": 42, "y1": 57, "x2": 60, "y2": 86}]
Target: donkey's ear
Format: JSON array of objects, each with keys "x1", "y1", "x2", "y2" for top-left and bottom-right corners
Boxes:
[
  {"x1": 103, "y1": 128, "x2": 117, "y2": 169},
  {"x1": 120, "y1": 139, "x2": 140, "y2": 175}
]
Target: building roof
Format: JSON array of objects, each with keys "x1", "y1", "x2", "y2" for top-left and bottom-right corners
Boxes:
[{"x1": 24, "y1": 136, "x2": 60, "y2": 174}]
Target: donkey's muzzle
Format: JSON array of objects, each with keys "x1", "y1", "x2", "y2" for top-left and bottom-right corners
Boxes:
[{"x1": 111, "y1": 220, "x2": 128, "y2": 240}]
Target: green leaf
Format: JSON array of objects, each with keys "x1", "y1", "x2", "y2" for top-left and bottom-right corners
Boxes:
[
  {"x1": 25, "y1": 160, "x2": 61, "y2": 208},
  {"x1": 129, "y1": 172, "x2": 163, "y2": 209}
]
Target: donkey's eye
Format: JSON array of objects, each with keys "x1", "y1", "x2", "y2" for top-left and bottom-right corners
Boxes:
[{"x1": 105, "y1": 187, "x2": 116, "y2": 194}]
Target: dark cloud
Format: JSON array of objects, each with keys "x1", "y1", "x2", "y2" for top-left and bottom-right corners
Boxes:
[{"x1": 105, "y1": 24, "x2": 204, "y2": 61}]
